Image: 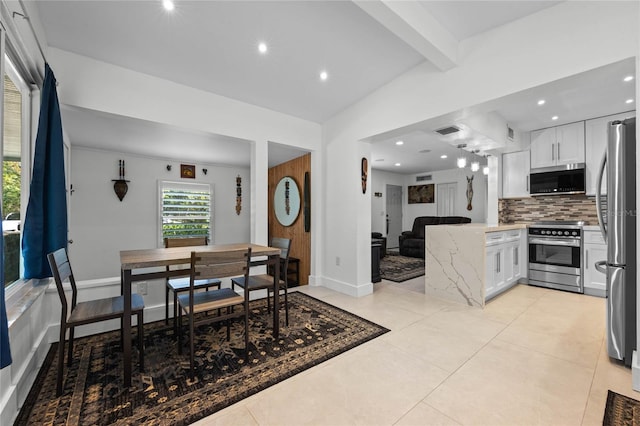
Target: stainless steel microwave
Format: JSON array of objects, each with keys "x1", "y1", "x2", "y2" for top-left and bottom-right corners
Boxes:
[{"x1": 529, "y1": 163, "x2": 586, "y2": 196}]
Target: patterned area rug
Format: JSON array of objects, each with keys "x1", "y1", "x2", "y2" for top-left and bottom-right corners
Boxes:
[
  {"x1": 15, "y1": 292, "x2": 389, "y2": 426},
  {"x1": 380, "y1": 253, "x2": 425, "y2": 282},
  {"x1": 603, "y1": 390, "x2": 640, "y2": 425}
]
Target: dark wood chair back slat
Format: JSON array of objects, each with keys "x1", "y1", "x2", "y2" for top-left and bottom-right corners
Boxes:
[
  {"x1": 164, "y1": 236, "x2": 208, "y2": 248},
  {"x1": 191, "y1": 248, "x2": 251, "y2": 281}
]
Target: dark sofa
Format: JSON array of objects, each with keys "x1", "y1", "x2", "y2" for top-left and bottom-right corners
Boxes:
[{"x1": 399, "y1": 216, "x2": 471, "y2": 258}]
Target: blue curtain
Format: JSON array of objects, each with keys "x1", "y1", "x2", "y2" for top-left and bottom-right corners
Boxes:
[
  {"x1": 1, "y1": 203, "x2": 11, "y2": 368},
  {"x1": 22, "y1": 63, "x2": 67, "y2": 279}
]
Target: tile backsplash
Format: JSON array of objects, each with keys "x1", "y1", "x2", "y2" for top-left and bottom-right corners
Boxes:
[{"x1": 499, "y1": 195, "x2": 599, "y2": 225}]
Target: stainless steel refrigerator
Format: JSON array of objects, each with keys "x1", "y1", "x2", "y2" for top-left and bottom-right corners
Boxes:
[{"x1": 595, "y1": 117, "x2": 636, "y2": 366}]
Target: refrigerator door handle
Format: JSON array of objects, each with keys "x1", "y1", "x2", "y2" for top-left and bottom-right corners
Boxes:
[
  {"x1": 595, "y1": 151, "x2": 607, "y2": 243},
  {"x1": 595, "y1": 260, "x2": 607, "y2": 274}
]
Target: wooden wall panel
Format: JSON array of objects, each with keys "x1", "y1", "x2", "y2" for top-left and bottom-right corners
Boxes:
[{"x1": 268, "y1": 153, "x2": 311, "y2": 285}]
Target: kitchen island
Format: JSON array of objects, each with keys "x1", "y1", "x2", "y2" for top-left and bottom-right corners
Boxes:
[{"x1": 425, "y1": 223, "x2": 527, "y2": 307}]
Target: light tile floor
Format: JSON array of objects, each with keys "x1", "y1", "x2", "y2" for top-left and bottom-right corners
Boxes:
[{"x1": 194, "y1": 279, "x2": 640, "y2": 425}]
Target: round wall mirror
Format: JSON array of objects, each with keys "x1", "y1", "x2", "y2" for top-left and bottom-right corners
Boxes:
[{"x1": 274, "y1": 176, "x2": 300, "y2": 226}]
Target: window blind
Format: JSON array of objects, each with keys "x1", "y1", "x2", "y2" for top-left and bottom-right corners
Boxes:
[{"x1": 161, "y1": 181, "x2": 212, "y2": 240}]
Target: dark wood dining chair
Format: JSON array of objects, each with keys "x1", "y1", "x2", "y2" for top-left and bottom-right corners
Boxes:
[
  {"x1": 177, "y1": 247, "x2": 252, "y2": 378},
  {"x1": 164, "y1": 237, "x2": 221, "y2": 332},
  {"x1": 231, "y1": 237, "x2": 292, "y2": 325},
  {"x1": 47, "y1": 248, "x2": 145, "y2": 396}
]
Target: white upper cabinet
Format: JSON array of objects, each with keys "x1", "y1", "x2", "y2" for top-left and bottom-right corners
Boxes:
[
  {"x1": 502, "y1": 150, "x2": 530, "y2": 198},
  {"x1": 530, "y1": 121, "x2": 585, "y2": 169},
  {"x1": 585, "y1": 111, "x2": 635, "y2": 196}
]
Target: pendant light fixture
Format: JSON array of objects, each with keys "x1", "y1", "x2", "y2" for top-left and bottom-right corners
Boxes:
[
  {"x1": 456, "y1": 144, "x2": 467, "y2": 169},
  {"x1": 482, "y1": 154, "x2": 490, "y2": 175}
]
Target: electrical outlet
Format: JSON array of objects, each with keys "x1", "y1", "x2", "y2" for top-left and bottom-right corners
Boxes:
[
  {"x1": 138, "y1": 282, "x2": 147, "y2": 295},
  {"x1": 335, "y1": 256, "x2": 340, "y2": 266}
]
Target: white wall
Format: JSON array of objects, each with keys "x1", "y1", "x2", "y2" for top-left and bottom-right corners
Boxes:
[
  {"x1": 69, "y1": 147, "x2": 251, "y2": 280},
  {"x1": 321, "y1": 1, "x2": 638, "y2": 297},
  {"x1": 403, "y1": 169, "x2": 486, "y2": 228}
]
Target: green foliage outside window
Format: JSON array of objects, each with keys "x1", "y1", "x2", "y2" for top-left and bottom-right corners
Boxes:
[
  {"x1": 2, "y1": 160, "x2": 20, "y2": 217},
  {"x1": 161, "y1": 189, "x2": 211, "y2": 239}
]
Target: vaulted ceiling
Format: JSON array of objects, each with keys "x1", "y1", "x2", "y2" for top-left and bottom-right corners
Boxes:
[{"x1": 32, "y1": 1, "x2": 635, "y2": 172}]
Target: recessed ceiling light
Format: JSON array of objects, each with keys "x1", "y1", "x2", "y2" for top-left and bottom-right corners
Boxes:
[
  {"x1": 626, "y1": 99, "x2": 634, "y2": 104},
  {"x1": 537, "y1": 99, "x2": 546, "y2": 106},
  {"x1": 551, "y1": 115, "x2": 559, "y2": 121},
  {"x1": 394, "y1": 163, "x2": 401, "y2": 167},
  {"x1": 258, "y1": 42, "x2": 268, "y2": 54},
  {"x1": 440, "y1": 155, "x2": 447, "y2": 159},
  {"x1": 624, "y1": 75, "x2": 634, "y2": 82},
  {"x1": 162, "y1": 0, "x2": 175, "y2": 11},
  {"x1": 395, "y1": 140, "x2": 404, "y2": 146},
  {"x1": 319, "y1": 71, "x2": 328, "y2": 81}
]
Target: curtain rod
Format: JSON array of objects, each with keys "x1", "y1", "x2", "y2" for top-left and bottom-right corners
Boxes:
[{"x1": 14, "y1": 0, "x2": 47, "y2": 65}]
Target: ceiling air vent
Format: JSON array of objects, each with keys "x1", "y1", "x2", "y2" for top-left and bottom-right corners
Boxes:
[
  {"x1": 416, "y1": 174, "x2": 432, "y2": 182},
  {"x1": 435, "y1": 125, "x2": 461, "y2": 136}
]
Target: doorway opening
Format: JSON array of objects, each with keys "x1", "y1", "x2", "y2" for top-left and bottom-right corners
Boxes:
[
  {"x1": 437, "y1": 182, "x2": 457, "y2": 216},
  {"x1": 386, "y1": 184, "x2": 402, "y2": 250}
]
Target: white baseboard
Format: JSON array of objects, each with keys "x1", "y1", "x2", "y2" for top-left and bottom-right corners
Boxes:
[
  {"x1": 320, "y1": 277, "x2": 372, "y2": 297},
  {"x1": 1, "y1": 324, "x2": 55, "y2": 425}
]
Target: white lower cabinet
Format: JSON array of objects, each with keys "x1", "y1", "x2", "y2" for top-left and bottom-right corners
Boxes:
[
  {"x1": 485, "y1": 229, "x2": 524, "y2": 300},
  {"x1": 583, "y1": 229, "x2": 607, "y2": 297},
  {"x1": 485, "y1": 245, "x2": 504, "y2": 299}
]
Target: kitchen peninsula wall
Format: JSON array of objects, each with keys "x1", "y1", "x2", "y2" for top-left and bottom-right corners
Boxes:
[{"x1": 499, "y1": 195, "x2": 598, "y2": 225}]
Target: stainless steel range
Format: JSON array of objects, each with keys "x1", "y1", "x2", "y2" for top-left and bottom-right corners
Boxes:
[{"x1": 528, "y1": 221, "x2": 584, "y2": 293}]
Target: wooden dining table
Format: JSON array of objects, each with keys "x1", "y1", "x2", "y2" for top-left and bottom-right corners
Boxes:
[{"x1": 120, "y1": 243, "x2": 281, "y2": 387}]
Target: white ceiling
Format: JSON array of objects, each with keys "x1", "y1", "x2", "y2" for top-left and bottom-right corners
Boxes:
[
  {"x1": 36, "y1": 0, "x2": 425, "y2": 123},
  {"x1": 60, "y1": 105, "x2": 252, "y2": 167},
  {"x1": 32, "y1": 1, "x2": 635, "y2": 172},
  {"x1": 370, "y1": 57, "x2": 636, "y2": 174}
]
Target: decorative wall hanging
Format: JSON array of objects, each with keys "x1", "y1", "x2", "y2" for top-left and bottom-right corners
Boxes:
[
  {"x1": 361, "y1": 157, "x2": 368, "y2": 194},
  {"x1": 202, "y1": 168, "x2": 208, "y2": 175},
  {"x1": 466, "y1": 175, "x2": 474, "y2": 210},
  {"x1": 274, "y1": 176, "x2": 300, "y2": 226},
  {"x1": 303, "y1": 171, "x2": 310, "y2": 232},
  {"x1": 236, "y1": 175, "x2": 242, "y2": 215},
  {"x1": 166, "y1": 164, "x2": 172, "y2": 171},
  {"x1": 408, "y1": 184, "x2": 434, "y2": 204},
  {"x1": 112, "y1": 159, "x2": 129, "y2": 202},
  {"x1": 180, "y1": 164, "x2": 195, "y2": 179}
]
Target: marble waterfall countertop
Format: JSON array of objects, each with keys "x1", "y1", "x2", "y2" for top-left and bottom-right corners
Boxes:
[{"x1": 425, "y1": 223, "x2": 527, "y2": 308}]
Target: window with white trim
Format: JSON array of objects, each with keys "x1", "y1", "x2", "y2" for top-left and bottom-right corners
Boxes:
[
  {"x1": 2, "y1": 52, "x2": 33, "y2": 289},
  {"x1": 159, "y1": 181, "x2": 212, "y2": 244}
]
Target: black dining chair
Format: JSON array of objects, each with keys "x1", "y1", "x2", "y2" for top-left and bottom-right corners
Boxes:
[
  {"x1": 164, "y1": 237, "x2": 221, "y2": 333},
  {"x1": 47, "y1": 248, "x2": 145, "y2": 396},
  {"x1": 177, "y1": 247, "x2": 252, "y2": 378},
  {"x1": 231, "y1": 237, "x2": 292, "y2": 325}
]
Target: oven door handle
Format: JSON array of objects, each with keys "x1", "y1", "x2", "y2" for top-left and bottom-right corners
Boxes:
[{"x1": 528, "y1": 238, "x2": 580, "y2": 247}]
